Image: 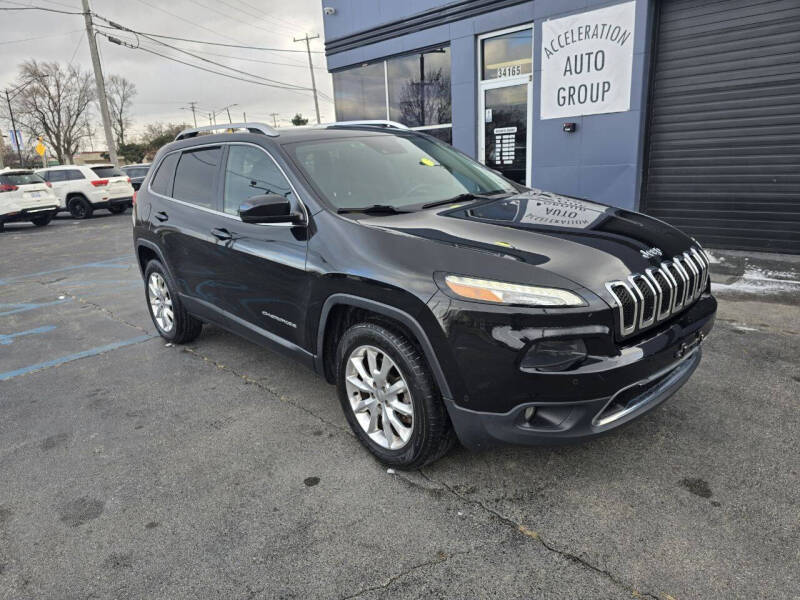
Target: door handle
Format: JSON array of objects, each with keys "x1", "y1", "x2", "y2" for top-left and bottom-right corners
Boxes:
[
  {"x1": 211, "y1": 227, "x2": 232, "y2": 241},
  {"x1": 154, "y1": 211, "x2": 168, "y2": 222}
]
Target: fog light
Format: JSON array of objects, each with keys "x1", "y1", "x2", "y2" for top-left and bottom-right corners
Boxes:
[{"x1": 521, "y1": 339, "x2": 587, "y2": 372}]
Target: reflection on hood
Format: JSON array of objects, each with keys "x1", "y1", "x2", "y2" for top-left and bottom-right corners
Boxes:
[{"x1": 458, "y1": 189, "x2": 610, "y2": 230}]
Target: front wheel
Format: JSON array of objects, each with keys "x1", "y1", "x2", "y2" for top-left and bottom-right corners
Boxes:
[
  {"x1": 31, "y1": 214, "x2": 53, "y2": 227},
  {"x1": 336, "y1": 322, "x2": 456, "y2": 468},
  {"x1": 144, "y1": 260, "x2": 202, "y2": 344}
]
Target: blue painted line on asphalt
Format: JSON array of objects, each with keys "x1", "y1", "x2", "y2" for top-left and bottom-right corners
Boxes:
[
  {"x1": 0, "y1": 255, "x2": 131, "y2": 285},
  {"x1": 0, "y1": 334, "x2": 156, "y2": 381},
  {"x1": 0, "y1": 298, "x2": 71, "y2": 317},
  {"x1": 0, "y1": 325, "x2": 57, "y2": 345}
]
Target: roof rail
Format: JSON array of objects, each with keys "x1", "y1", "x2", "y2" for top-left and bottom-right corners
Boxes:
[
  {"x1": 175, "y1": 122, "x2": 279, "y2": 141},
  {"x1": 320, "y1": 120, "x2": 409, "y2": 130}
]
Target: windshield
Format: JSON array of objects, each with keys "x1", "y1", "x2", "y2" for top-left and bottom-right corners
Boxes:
[
  {"x1": 91, "y1": 166, "x2": 124, "y2": 178},
  {"x1": 285, "y1": 133, "x2": 517, "y2": 210},
  {"x1": 0, "y1": 172, "x2": 45, "y2": 186}
]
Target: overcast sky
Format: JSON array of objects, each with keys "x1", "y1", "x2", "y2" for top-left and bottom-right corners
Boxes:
[{"x1": 0, "y1": 0, "x2": 333, "y2": 148}]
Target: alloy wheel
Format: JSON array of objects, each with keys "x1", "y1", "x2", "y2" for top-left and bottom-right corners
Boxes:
[
  {"x1": 148, "y1": 272, "x2": 174, "y2": 332},
  {"x1": 345, "y1": 345, "x2": 414, "y2": 450}
]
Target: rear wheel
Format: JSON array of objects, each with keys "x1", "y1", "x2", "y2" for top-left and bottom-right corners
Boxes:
[
  {"x1": 68, "y1": 197, "x2": 93, "y2": 219},
  {"x1": 336, "y1": 322, "x2": 456, "y2": 468},
  {"x1": 31, "y1": 214, "x2": 53, "y2": 227},
  {"x1": 108, "y1": 204, "x2": 127, "y2": 214},
  {"x1": 144, "y1": 260, "x2": 202, "y2": 343}
]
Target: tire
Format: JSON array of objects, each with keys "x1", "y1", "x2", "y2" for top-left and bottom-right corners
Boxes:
[
  {"x1": 336, "y1": 322, "x2": 456, "y2": 468},
  {"x1": 0, "y1": 222, "x2": 4, "y2": 233},
  {"x1": 143, "y1": 259, "x2": 202, "y2": 344},
  {"x1": 108, "y1": 204, "x2": 127, "y2": 214},
  {"x1": 31, "y1": 214, "x2": 53, "y2": 227},
  {"x1": 68, "y1": 196, "x2": 93, "y2": 219}
]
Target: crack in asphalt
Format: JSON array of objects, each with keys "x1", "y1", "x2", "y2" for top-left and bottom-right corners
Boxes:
[
  {"x1": 181, "y1": 344, "x2": 662, "y2": 599},
  {"x1": 181, "y1": 347, "x2": 352, "y2": 436},
  {"x1": 338, "y1": 549, "x2": 474, "y2": 600},
  {"x1": 416, "y1": 470, "x2": 661, "y2": 600}
]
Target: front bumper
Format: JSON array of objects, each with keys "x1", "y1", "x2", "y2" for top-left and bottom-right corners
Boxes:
[
  {"x1": 446, "y1": 348, "x2": 702, "y2": 449},
  {"x1": 435, "y1": 293, "x2": 716, "y2": 449}
]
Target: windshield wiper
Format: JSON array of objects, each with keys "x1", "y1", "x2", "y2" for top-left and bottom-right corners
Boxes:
[
  {"x1": 422, "y1": 191, "x2": 509, "y2": 209},
  {"x1": 337, "y1": 204, "x2": 411, "y2": 215}
]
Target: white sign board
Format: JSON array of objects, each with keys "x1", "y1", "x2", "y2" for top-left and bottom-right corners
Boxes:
[{"x1": 540, "y1": 1, "x2": 636, "y2": 119}]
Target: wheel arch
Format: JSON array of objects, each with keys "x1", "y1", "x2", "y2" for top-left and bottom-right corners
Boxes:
[
  {"x1": 315, "y1": 294, "x2": 453, "y2": 402},
  {"x1": 135, "y1": 239, "x2": 172, "y2": 280}
]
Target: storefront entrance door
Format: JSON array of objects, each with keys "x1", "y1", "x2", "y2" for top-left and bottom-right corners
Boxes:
[{"x1": 478, "y1": 25, "x2": 534, "y2": 187}]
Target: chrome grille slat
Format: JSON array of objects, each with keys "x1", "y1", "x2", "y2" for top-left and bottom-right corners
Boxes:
[
  {"x1": 682, "y1": 251, "x2": 701, "y2": 300},
  {"x1": 606, "y1": 247, "x2": 707, "y2": 338}
]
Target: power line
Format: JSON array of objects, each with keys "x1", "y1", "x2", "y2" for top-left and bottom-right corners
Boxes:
[
  {"x1": 0, "y1": 28, "x2": 83, "y2": 46},
  {"x1": 192, "y1": 0, "x2": 297, "y2": 37},
  {"x1": 156, "y1": 45, "x2": 328, "y2": 71},
  {"x1": 97, "y1": 25, "x2": 311, "y2": 91},
  {"x1": 92, "y1": 17, "x2": 323, "y2": 53},
  {"x1": 98, "y1": 30, "x2": 318, "y2": 97},
  {"x1": 0, "y1": 4, "x2": 82, "y2": 14}
]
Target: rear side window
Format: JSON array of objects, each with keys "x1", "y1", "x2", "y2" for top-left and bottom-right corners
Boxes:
[
  {"x1": 46, "y1": 170, "x2": 66, "y2": 182},
  {"x1": 125, "y1": 167, "x2": 149, "y2": 177},
  {"x1": 65, "y1": 170, "x2": 85, "y2": 181},
  {"x1": 0, "y1": 172, "x2": 44, "y2": 185},
  {"x1": 173, "y1": 147, "x2": 222, "y2": 209},
  {"x1": 150, "y1": 153, "x2": 179, "y2": 196},
  {"x1": 91, "y1": 166, "x2": 124, "y2": 178}
]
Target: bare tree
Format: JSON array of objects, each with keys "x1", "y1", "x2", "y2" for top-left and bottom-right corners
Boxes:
[
  {"x1": 106, "y1": 74, "x2": 137, "y2": 147},
  {"x1": 7, "y1": 61, "x2": 95, "y2": 164}
]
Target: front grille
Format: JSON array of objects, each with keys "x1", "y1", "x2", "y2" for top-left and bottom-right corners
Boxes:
[{"x1": 605, "y1": 247, "x2": 710, "y2": 338}]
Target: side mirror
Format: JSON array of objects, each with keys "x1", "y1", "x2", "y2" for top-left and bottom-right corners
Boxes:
[{"x1": 239, "y1": 194, "x2": 304, "y2": 225}]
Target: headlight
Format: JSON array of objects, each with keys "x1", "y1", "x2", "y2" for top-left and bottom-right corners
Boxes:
[{"x1": 443, "y1": 275, "x2": 585, "y2": 307}]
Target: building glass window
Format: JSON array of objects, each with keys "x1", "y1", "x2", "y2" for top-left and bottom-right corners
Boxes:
[
  {"x1": 481, "y1": 30, "x2": 533, "y2": 81},
  {"x1": 387, "y1": 47, "x2": 451, "y2": 128},
  {"x1": 332, "y1": 47, "x2": 453, "y2": 143},
  {"x1": 332, "y1": 62, "x2": 387, "y2": 121}
]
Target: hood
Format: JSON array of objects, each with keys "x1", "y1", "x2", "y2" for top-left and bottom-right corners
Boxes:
[{"x1": 356, "y1": 189, "x2": 696, "y2": 292}]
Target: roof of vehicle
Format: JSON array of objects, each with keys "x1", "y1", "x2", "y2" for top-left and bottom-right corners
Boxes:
[{"x1": 0, "y1": 168, "x2": 33, "y2": 174}]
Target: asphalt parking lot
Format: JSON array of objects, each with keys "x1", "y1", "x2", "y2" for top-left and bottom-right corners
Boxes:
[{"x1": 1, "y1": 215, "x2": 798, "y2": 600}]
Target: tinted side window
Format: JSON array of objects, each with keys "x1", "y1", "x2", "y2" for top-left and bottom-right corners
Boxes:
[
  {"x1": 66, "y1": 170, "x2": 85, "y2": 181},
  {"x1": 223, "y1": 145, "x2": 294, "y2": 215},
  {"x1": 173, "y1": 147, "x2": 221, "y2": 209},
  {"x1": 150, "y1": 153, "x2": 180, "y2": 196},
  {"x1": 47, "y1": 170, "x2": 67, "y2": 182}
]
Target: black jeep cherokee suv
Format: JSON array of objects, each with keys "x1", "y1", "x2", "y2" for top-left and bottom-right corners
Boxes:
[{"x1": 132, "y1": 122, "x2": 716, "y2": 468}]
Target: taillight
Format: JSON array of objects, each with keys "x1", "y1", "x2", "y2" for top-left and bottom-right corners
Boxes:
[
  {"x1": 126, "y1": 177, "x2": 132, "y2": 184},
  {"x1": 132, "y1": 191, "x2": 137, "y2": 205},
  {"x1": 0, "y1": 184, "x2": 18, "y2": 193},
  {"x1": 45, "y1": 182, "x2": 52, "y2": 188},
  {"x1": 91, "y1": 179, "x2": 109, "y2": 187}
]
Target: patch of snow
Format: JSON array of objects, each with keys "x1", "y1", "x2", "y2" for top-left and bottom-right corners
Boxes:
[
  {"x1": 704, "y1": 251, "x2": 723, "y2": 264},
  {"x1": 712, "y1": 269, "x2": 800, "y2": 295},
  {"x1": 733, "y1": 325, "x2": 759, "y2": 332}
]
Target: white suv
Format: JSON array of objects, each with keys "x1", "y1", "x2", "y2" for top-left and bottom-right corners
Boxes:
[
  {"x1": 0, "y1": 168, "x2": 60, "y2": 232},
  {"x1": 36, "y1": 164, "x2": 135, "y2": 219}
]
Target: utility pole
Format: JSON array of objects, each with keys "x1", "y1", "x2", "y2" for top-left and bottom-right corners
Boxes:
[
  {"x1": 293, "y1": 33, "x2": 321, "y2": 124},
  {"x1": 208, "y1": 113, "x2": 213, "y2": 126},
  {"x1": 4, "y1": 89, "x2": 23, "y2": 167},
  {"x1": 188, "y1": 101, "x2": 198, "y2": 127},
  {"x1": 225, "y1": 107, "x2": 233, "y2": 124},
  {"x1": 82, "y1": 0, "x2": 118, "y2": 166},
  {"x1": 270, "y1": 113, "x2": 279, "y2": 128},
  {"x1": 243, "y1": 112, "x2": 246, "y2": 122}
]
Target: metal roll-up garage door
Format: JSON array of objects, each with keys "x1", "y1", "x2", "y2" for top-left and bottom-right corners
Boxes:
[{"x1": 643, "y1": 0, "x2": 800, "y2": 254}]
